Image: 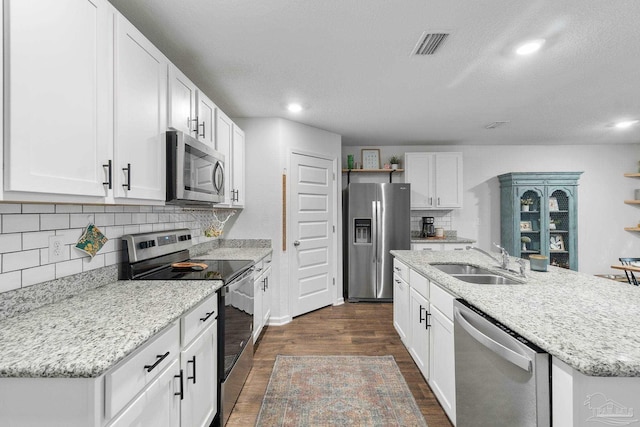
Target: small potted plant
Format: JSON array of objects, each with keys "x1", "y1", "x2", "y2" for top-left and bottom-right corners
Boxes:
[
  {"x1": 389, "y1": 155, "x2": 401, "y2": 170},
  {"x1": 521, "y1": 236, "x2": 531, "y2": 251},
  {"x1": 520, "y1": 197, "x2": 534, "y2": 211}
]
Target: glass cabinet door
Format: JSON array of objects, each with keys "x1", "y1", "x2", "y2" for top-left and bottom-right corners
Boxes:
[
  {"x1": 548, "y1": 189, "x2": 570, "y2": 269},
  {"x1": 519, "y1": 189, "x2": 542, "y2": 259}
]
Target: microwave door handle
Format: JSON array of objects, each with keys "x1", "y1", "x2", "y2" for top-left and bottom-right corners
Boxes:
[{"x1": 213, "y1": 161, "x2": 224, "y2": 193}]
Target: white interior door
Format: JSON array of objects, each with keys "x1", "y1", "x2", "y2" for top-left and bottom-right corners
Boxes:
[{"x1": 290, "y1": 153, "x2": 335, "y2": 317}]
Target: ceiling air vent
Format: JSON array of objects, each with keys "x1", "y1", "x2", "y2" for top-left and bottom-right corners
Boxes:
[
  {"x1": 412, "y1": 32, "x2": 449, "y2": 56},
  {"x1": 485, "y1": 121, "x2": 510, "y2": 129}
]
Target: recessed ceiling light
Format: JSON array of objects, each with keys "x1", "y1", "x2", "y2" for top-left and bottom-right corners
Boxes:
[
  {"x1": 287, "y1": 103, "x2": 303, "y2": 113},
  {"x1": 515, "y1": 39, "x2": 545, "y2": 55},
  {"x1": 614, "y1": 120, "x2": 639, "y2": 129}
]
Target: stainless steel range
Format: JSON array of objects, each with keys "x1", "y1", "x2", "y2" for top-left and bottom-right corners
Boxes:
[{"x1": 120, "y1": 229, "x2": 255, "y2": 426}]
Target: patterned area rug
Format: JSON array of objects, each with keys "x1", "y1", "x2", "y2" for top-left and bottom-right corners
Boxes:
[{"x1": 255, "y1": 355, "x2": 428, "y2": 426}]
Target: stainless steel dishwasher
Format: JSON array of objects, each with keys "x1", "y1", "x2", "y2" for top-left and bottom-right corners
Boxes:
[{"x1": 454, "y1": 299, "x2": 550, "y2": 426}]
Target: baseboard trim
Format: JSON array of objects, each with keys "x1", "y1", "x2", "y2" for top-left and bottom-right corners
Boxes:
[{"x1": 267, "y1": 315, "x2": 292, "y2": 326}]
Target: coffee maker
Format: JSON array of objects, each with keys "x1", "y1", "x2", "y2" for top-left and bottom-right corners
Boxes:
[{"x1": 421, "y1": 217, "x2": 436, "y2": 238}]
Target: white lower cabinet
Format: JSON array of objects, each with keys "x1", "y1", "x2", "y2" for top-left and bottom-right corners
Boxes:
[
  {"x1": 180, "y1": 321, "x2": 218, "y2": 427},
  {"x1": 411, "y1": 243, "x2": 468, "y2": 251},
  {"x1": 253, "y1": 255, "x2": 273, "y2": 343},
  {"x1": 108, "y1": 358, "x2": 181, "y2": 427},
  {"x1": 393, "y1": 257, "x2": 456, "y2": 425},
  {"x1": 409, "y1": 287, "x2": 430, "y2": 380},
  {"x1": 393, "y1": 272, "x2": 410, "y2": 345}
]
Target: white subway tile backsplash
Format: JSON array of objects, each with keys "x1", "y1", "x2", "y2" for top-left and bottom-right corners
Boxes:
[
  {"x1": 22, "y1": 231, "x2": 53, "y2": 250},
  {"x1": 82, "y1": 254, "x2": 105, "y2": 272},
  {"x1": 55, "y1": 259, "x2": 83, "y2": 278},
  {"x1": 0, "y1": 233, "x2": 23, "y2": 253},
  {"x1": 114, "y1": 213, "x2": 132, "y2": 225},
  {"x1": 40, "y1": 214, "x2": 70, "y2": 230},
  {"x1": 23, "y1": 204, "x2": 55, "y2": 214},
  {"x1": 56, "y1": 204, "x2": 83, "y2": 213},
  {"x1": 0, "y1": 271, "x2": 21, "y2": 293},
  {"x1": 3, "y1": 214, "x2": 40, "y2": 233},
  {"x1": 0, "y1": 204, "x2": 21, "y2": 214},
  {"x1": 0, "y1": 202, "x2": 220, "y2": 294},
  {"x1": 22, "y1": 265, "x2": 56, "y2": 287},
  {"x1": 3, "y1": 249, "x2": 40, "y2": 272}
]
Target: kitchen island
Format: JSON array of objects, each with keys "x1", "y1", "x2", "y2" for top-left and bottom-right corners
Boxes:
[{"x1": 392, "y1": 249, "x2": 640, "y2": 426}]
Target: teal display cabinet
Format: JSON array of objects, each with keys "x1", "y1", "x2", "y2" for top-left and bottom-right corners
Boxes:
[{"x1": 498, "y1": 172, "x2": 582, "y2": 270}]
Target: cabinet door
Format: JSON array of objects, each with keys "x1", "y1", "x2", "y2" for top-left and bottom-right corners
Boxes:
[
  {"x1": 232, "y1": 125, "x2": 246, "y2": 207},
  {"x1": 181, "y1": 321, "x2": 217, "y2": 427},
  {"x1": 253, "y1": 271, "x2": 264, "y2": 343},
  {"x1": 168, "y1": 64, "x2": 197, "y2": 135},
  {"x1": 262, "y1": 266, "x2": 272, "y2": 327},
  {"x1": 409, "y1": 288, "x2": 430, "y2": 380},
  {"x1": 434, "y1": 153, "x2": 462, "y2": 208},
  {"x1": 393, "y1": 273, "x2": 411, "y2": 345},
  {"x1": 216, "y1": 110, "x2": 233, "y2": 206},
  {"x1": 108, "y1": 358, "x2": 180, "y2": 427},
  {"x1": 405, "y1": 153, "x2": 434, "y2": 209},
  {"x1": 113, "y1": 14, "x2": 167, "y2": 201},
  {"x1": 196, "y1": 92, "x2": 216, "y2": 147},
  {"x1": 4, "y1": 0, "x2": 111, "y2": 198},
  {"x1": 429, "y1": 306, "x2": 456, "y2": 424}
]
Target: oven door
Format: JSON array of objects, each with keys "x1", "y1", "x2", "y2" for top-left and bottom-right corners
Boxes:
[
  {"x1": 222, "y1": 268, "x2": 254, "y2": 381},
  {"x1": 167, "y1": 130, "x2": 225, "y2": 204}
]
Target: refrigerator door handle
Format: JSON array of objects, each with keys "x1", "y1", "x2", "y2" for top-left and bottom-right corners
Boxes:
[
  {"x1": 371, "y1": 200, "x2": 378, "y2": 264},
  {"x1": 376, "y1": 200, "x2": 382, "y2": 264}
]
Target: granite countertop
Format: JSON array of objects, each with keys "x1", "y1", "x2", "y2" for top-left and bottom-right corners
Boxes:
[
  {"x1": 411, "y1": 236, "x2": 475, "y2": 244},
  {"x1": 390, "y1": 249, "x2": 640, "y2": 377}
]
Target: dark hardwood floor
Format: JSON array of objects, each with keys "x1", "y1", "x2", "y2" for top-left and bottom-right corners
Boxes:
[{"x1": 226, "y1": 302, "x2": 453, "y2": 427}]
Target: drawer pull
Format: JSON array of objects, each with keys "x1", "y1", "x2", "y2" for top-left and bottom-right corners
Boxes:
[
  {"x1": 394, "y1": 267, "x2": 401, "y2": 271},
  {"x1": 187, "y1": 356, "x2": 197, "y2": 384},
  {"x1": 144, "y1": 351, "x2": 170, "y2": 372},
  {"x1": 174, "y1": 369, "x2": 184, "y2": 400},
  {"x1": 200, "y1": 311, "x2": 215, "y2": 322}
]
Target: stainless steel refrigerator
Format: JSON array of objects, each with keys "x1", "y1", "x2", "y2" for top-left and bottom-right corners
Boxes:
[{"x1": 344, "y1": 183, "x2": 411, "y2": 301}]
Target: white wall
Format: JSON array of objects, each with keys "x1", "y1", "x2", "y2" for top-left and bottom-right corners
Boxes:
[
  {"x1": 343, "y1": 144, "x2": 640, "y2": 275},
  {"x1": 228, "y1": 118, "x2": 342, "y2": 324}
]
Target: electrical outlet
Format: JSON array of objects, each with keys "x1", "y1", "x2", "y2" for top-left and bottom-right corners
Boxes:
[{"x1": 49, "y1": 236, "x2": 66, "y2": 263}]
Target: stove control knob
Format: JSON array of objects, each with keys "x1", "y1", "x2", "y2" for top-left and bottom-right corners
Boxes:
[
  {"x1": 187, "y1": 234, "x2": 191, "y2": 240},
  {"x1": 149, "y1": 240, "x2": 156, "y2": 247},
  {"x1": 139, "y1": 241, "x2": 148, "y2": 249}
]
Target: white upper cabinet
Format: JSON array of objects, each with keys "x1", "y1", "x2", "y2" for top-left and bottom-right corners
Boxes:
[
  {"x1": 216, "y1": 110, "x2": 245, "y2": 208},
  {"x1": 196, "y1": 92, "x2": 216, "y2": 147},
  {"x1": 168, "y1": 65, "x2": 197, "y2": 136},
  {"x1": 404, "y1": 152, "x2": 463, "y2": 209},
  {"x1": 3, "y1": 0, "x2": 112, "y2": 201},
  {"x1": 113, "y1": 13, "x2": 167, "y2": 202}
]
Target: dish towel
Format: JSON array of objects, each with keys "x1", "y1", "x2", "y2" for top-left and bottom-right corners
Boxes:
[{"x1": 75, "y1": 224, "x2": 108, "y2": 258}]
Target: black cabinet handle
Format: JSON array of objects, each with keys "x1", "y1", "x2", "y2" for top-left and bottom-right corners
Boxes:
[
  {"x1": 122, "y1": 163, "x2": 131, "y2": 190},
  {"x1": 199, "y1": 121, "x2": 205, "y2": 138},
  {"x1": 174, "y1": 369, "x2": 184, "y2": 400},
  {"x1": 426, "y1": 312, "x2": 431, "y2": 330},
  {"x1": 144, "y1": 351, "x2": 170, "y2": 372},
  {"x1": 419, "y1": 305, "x2": 426, "y2": 324},
  {"x1": 103, "y1": 160, "x2": 112, "y2": 189},
  {"x1": 187, "y1": 356, "x2": 196, "y2": 384},
  {"x1": 190, "y1": 116, "x2": 199, "y2": 133},
  {"x1": 199, "y1": 311, "x2": 215, "y2": 322}
]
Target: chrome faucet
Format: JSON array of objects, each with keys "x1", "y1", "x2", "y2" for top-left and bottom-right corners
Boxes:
[{"x1": 466, "y1": 243, "x2": 510, "y2": 270}]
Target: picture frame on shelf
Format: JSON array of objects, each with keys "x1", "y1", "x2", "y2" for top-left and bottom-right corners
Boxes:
[
  {"x1": 520, "y1": 221, "x2": 533, "y2": 231},
  {"x1": 549, "y1": 234, "x2": 565, "y2": 251},
  {"x1": 361, "y1": 149, "x2": 381, "y2": 170},
  {"x1": 549, "y1": 196, "x2": 559, "y2": 212}
]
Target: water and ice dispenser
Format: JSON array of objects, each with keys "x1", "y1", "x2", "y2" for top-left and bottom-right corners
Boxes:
[{"x1": 354, "y1": 218, "x2": 372, "y2": 244}]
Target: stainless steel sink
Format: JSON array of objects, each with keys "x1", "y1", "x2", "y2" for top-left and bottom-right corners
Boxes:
[
  {"x1": 431, "y1": 263, "x2": 524, "y2": 285},
  {"x1": 432, "y1": 264, "x2": 494, "y2": 275},
  {"x1": 451, "y1": 274, "x2": 524, "y2": 285}
]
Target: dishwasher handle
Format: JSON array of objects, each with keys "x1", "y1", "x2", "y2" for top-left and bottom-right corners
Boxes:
[{"x1": 454, "y1": 307, "x2": 532, "y2": 373}]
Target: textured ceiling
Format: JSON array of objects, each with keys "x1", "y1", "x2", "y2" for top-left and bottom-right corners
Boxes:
[{"x1": 109, "y1": 0, "x2": 640, "y2": 146}]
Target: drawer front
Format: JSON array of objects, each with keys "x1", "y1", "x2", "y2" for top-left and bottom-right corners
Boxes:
[
  {"x1": 409, "y1": 269, "x2": 429, "y2": 300},
  {"x1": 182, "y1": 292, "x2": 218, "y2": 347},
  {"x1": 393, "y1": 258, "x2": 409, "y2": 282},
  {"x1": 429, "y1": 281, "x2": 455, "y2": 321},
  {"x1": 411, "y1": 243, "x2": 442, "y2": 251},
  {"x1": 106, "y1": 322, "x2": 180, "y2": 419}
]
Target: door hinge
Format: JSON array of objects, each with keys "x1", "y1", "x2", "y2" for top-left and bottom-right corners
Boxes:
[
  {"x1": 332, "y1": 278, "x2": 335, "y2": 286},
  {"x1": 333, "y1": 225, "x2": 336, "y2": 233}
]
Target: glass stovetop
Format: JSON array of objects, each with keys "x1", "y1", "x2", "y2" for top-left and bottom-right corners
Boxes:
[{"x1": 140, "y1": 259, "x2": 253, "y2": 283}]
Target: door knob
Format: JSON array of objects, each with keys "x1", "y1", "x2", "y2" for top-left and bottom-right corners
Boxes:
[{"x1": 293, "y1": 240, "x2": 300, "y2": 247}]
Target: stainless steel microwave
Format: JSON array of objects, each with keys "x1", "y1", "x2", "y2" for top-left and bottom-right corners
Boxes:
[{"x1": 166, "y1": 131, "x2": 225, "y2": 205}]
